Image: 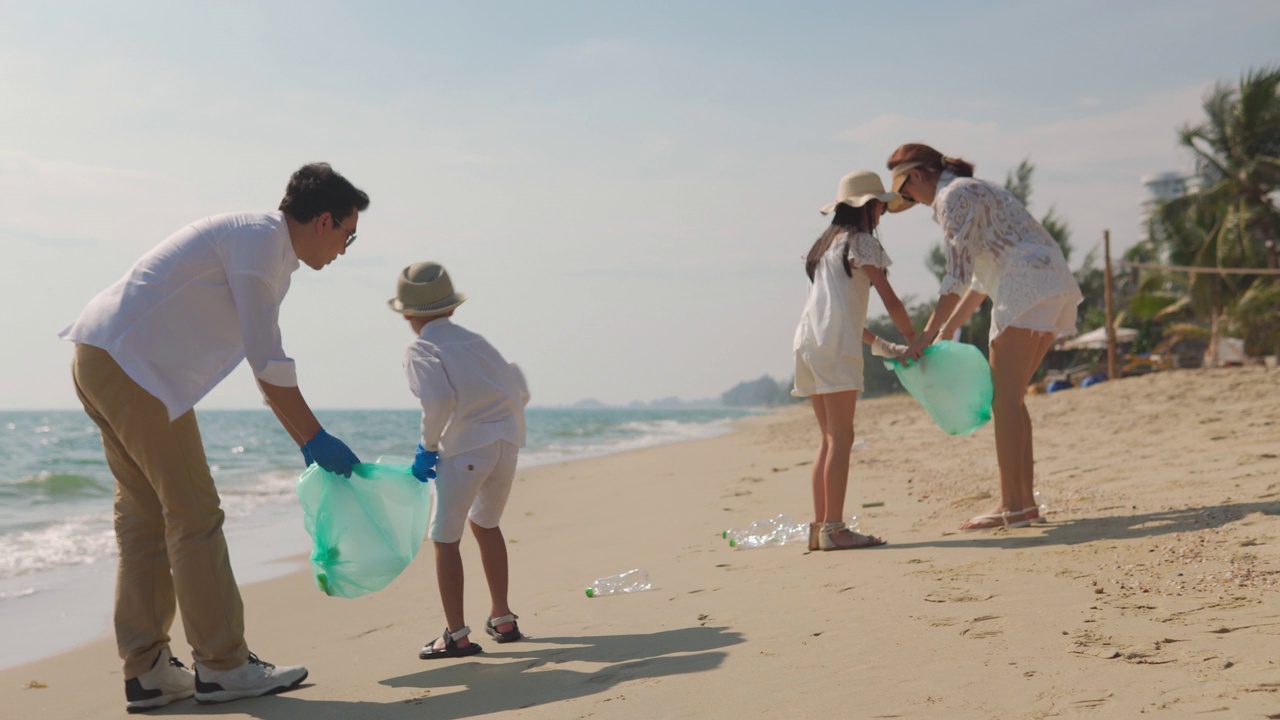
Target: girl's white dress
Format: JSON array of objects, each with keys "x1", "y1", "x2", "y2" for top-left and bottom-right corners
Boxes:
[
  {"x1": 932, "y1": 171, "x2": 1083, "y2": 340},
  {"x1": 792, "y1": 231, "x2": 891, "y2": 397}
]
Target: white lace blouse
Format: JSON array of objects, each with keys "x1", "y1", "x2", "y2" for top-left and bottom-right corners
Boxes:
[
  {"x1": 793, "y1": 231, "x2": 892, "y2": 360},
  {"x1": 932, "y1": 171, "x2": 1082, "y2": 338}
]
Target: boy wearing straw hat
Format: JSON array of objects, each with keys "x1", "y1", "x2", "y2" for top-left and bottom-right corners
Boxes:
[{"x1": 390, "y1": 261, "x2": 530, "y2": 660}]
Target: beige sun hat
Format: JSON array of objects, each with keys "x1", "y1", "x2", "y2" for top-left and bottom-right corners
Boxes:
[
  {"x1": 388, "y1": 262, "x2": 468, "y2": 317},
  {"x1": 820, "y1": 170, "x2": 904, "y2": 215}
]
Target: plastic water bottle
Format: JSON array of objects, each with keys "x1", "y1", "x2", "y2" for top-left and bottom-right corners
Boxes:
[
  {"x1": 724, "y1": 516, "x2": 779, "y2": 548},
  {"x1": 585, "y1": 569, "x2": 652, "y2": 598},
  {"x1": 726, "y1": 514, "x2": 809, "y2": 549},
  {"x1": 724, "y1": 513, "x2": 861, "y2": 548},
  {"x1": 1034, "y1": 489, "x2": 1049, "y2": 513}
]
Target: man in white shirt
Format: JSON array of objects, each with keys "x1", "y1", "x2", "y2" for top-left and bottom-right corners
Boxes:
[
  {"x1": 389, "y1": 262, "x2": 530, "y2": 661},
  {"x1": 59, "y1": 163, "x2": 367, "y2": 711}
]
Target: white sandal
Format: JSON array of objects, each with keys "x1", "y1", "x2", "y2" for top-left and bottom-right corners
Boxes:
[
  {"x1": 960, "y1": 510, "x2": 1031, "y2": 531},
  {"x1": 817, "y1": 521, "x2": 886, "y2": 550}
]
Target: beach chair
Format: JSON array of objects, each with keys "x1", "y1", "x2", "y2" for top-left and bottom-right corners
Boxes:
[{"x1": 1122, "y1": 334, "x2": 1183, "y2": 376}]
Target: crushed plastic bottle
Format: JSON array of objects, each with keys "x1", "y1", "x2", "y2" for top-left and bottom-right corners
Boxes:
[
  {"x1": 585, "y1": 569, "x2": 652, "y2": 598},
  {"x1": 725, "y1": 514, "x2": 806, "y2": 549},
  {"x1": 724, "y1": 513, "x2": 861, "y2": 548},
  {"x1": 1034, "y1": 489, "x2": 1049, "y2": 513}
]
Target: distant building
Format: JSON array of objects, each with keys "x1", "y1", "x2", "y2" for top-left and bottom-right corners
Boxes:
[
  {"x1": 1141, "y1": 171, "x2": 1188, "y2": 203},
  {"x1": 1139, "y1": 171, "x2": 1190, "y2": 249}
]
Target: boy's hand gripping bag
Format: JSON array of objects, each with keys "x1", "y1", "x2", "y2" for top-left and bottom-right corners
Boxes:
[
  {"x1": 296, "y1": 460, "x2": 430, "y2": 598},
  {"x1": 884, "y1": 340, "x2": 993, "y2": 436}
]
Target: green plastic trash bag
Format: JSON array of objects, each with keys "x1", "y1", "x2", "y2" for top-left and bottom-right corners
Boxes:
[
  {"x1": 884, "y1": 340, "x2": 993, "y2": 436},
  {"x1": 296, "y1": 459, "x2": 430, "y2": 598}
]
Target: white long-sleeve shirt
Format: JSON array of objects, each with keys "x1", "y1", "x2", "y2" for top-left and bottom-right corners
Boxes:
[
  {"x1": 932, "y1": 172, "x2": 1082, "y2": 338},
  {"x1": 404, "y1": 318, "x2": 529, "y2": 458},
  {"x1": 60, "y1": 212, "x2": 300, "y2": 420}
]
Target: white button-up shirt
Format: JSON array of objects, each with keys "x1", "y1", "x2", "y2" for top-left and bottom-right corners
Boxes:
[
  {"x1": 404, "y1": 318, "x2": 529, "y2": 458},
  {"x1": 932, "y1": 172, "x2": 1082, "y2": 338},
  {"x1": 60, "y1": 212, "x2": 300, "y2": 420}
]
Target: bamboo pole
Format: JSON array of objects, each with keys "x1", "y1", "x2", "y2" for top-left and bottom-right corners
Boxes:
[
  {"x1": 1118, "y1": 260, "x2": 1280, "y2": 275},
  {"x1": 1104, "y1": 230, "x2": 1118, "y2": 381}
]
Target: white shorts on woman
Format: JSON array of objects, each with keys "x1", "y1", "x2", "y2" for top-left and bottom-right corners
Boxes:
[
  {"x1": 1001, "y1": 292, "x2": 1079, "y2": 339},
  {"x1": 429, "y1": 440, "x2": 519, "y2": 543}
]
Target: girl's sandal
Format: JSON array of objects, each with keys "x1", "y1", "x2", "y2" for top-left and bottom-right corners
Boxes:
[{"x1": 818, "y1": 521, "x2": 886, "y2": 550}]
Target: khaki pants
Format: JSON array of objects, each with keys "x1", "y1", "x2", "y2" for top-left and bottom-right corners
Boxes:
[{"x1": 71, "y1": 344, "x2": 248, "y2": 678}]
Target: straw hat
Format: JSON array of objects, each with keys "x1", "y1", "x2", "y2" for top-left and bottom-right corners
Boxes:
[
  {"x1": 388, "y1": 262, "x2": 468, "y2": 317},
  {"x1": 820, "y1": 171, "x2": 904, "y2": 214}
]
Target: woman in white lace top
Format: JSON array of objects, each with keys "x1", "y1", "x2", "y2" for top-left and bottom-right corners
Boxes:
[
  {"x1": 792, "y1": 171, "x2": 917, "y2": 550},
  {"x1": 887, "y1": 143, "x2": 1083, "y2": 531}
]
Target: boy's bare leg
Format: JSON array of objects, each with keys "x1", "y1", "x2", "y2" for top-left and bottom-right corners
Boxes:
[
  {"x1": 470, "y1": 521, "x2": 515, "y2": 634},
  {"x1": 428, "y1": 540, "x2": 472, "y2": 649}
]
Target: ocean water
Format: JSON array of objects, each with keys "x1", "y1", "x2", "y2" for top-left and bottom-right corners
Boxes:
[{"x1": 0, "y1": 406, "x2": 751, "y2": 669}]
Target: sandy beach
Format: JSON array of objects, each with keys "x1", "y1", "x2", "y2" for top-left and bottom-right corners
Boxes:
[{"x1": 3, "y1": 366, "x2": 1278, "y2": 719}]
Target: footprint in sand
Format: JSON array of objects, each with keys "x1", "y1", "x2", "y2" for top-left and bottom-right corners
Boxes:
[{"x1": 924, "y1": 588, "x2": 993, "y2": 603}]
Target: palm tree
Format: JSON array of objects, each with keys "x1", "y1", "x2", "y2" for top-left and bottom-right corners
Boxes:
[
  {"x1": 1162, "y1": 65, "x2": 1280, "y2": 270},
  {"x1": 1147, "y1": 64, "x2": 1280, "y2": 356}
]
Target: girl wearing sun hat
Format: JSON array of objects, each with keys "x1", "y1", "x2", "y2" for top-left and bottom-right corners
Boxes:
[
  {"x1": 887, "y1": 143, "x2": 1083, "y2": 531},
  {"x1": 792, "y1": 170, "x2": 917, "y2": 551}
]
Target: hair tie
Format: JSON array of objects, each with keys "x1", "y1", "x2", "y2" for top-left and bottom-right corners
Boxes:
[{"x1": 941, "y1": 155, "x2": 954, "y2": 166}]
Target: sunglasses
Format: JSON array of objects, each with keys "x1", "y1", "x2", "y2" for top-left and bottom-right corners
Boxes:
[
  {"x1": 895, "y1": 172, "x2": 916, "y2": 204},
  {"x1": 333, "y1": 217, "x2": 358, "y2": 248}
]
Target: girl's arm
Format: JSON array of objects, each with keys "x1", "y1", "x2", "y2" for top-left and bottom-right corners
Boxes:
[
  {"x1": 863, "y1": 266, "x2": 917, "y2": 342},
  {"x1": 863, "y1": 328, "x2": 907, "y2": 358},
  {"x1": 939, "y1": 288, "x2": 988, "y2": 340},
  {"x1": 898, "y1": 292, "x2": 962, "y2": 362}
]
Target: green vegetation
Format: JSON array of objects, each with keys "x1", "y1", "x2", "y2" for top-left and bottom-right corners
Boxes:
[{"x1": 1133, "y1": 64, "x2": 1280, "y2": 358}]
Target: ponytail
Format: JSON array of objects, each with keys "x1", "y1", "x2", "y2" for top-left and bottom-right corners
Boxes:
[{"x1": 940, "y1": 155, "x2": 974, "y2": 177}]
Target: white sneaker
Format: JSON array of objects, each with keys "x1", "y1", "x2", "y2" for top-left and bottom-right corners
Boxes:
[
  {"x1": 194, "y1": 653, "x2": 308, "y2": 704},
  {"x1": 124, "y1": 647, "x2": 195, "y2": 713}
]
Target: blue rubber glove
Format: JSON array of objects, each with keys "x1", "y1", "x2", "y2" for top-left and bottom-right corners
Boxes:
[
  {"x1": 302, "y1": 429, "x2": 359, "y2": 478},
  {"x1": 412, "y1": 443, "x2": 438, "y2": 483},
  {"x1": 301, "y1": 445, "x2": 314, "y2": 468}
]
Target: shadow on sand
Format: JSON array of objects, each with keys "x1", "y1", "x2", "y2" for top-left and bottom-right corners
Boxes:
[
  {"x1": 885, "y1": 499, "x2": 1280, "y2": 551},
  {"x1": 156, "y1": 625, "x2": 743, "y2": 720}
]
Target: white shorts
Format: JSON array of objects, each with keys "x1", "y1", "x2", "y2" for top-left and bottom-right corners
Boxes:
[
  {"x1": 792, "y1": 347, "x2": 864, "y2": 398},
  {"x1": 429, "y1": 440, "x2": 519, "y2": 543},
  {"x1": 1003, "y1": 293, "x2": 1079, "y2": 339}
]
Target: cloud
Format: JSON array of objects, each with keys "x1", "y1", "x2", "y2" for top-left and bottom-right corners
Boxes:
[
  {"x1": 0, "y1": 151, "x2": 194, "y2": 248},
  {"x1": 835, "y1": 85, "x2": 1205, "y2": 174}
]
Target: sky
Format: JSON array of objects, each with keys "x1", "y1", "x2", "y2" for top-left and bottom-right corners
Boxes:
[{"x1": 2, "y1": 0, "x2": 1278, "y2": 410}]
